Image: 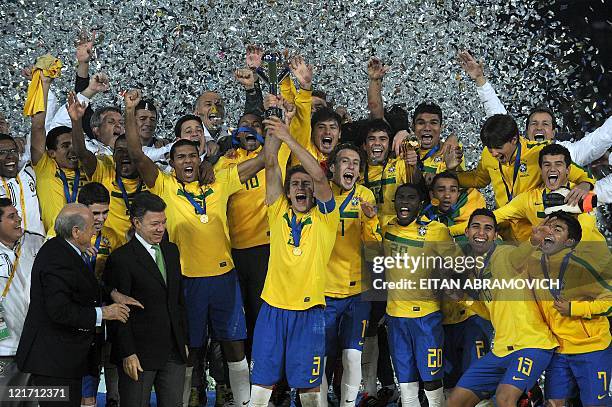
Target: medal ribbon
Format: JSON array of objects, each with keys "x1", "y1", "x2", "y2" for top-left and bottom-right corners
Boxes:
[
  {"x1": 499, "y1": 141, "x2": 522, "y2": 202},
  {"x1": 339, "y1": 186, "x2": 356, "y2": 215},
  {"x1": 417, "y1": 144, "x2": 440, "y2": 171},
  {"x1": 289, "y1": 211, "x2": 306, "y2": 248},
  {"x1": 540, "y1": 251, "x2": 571, "y2": 300},
  {"x1": 1, "y1": 241, "x2": 23, "y2": 299},
  {"x1": 88, "y1": 232, "x2": 102, "y2": 271},
  {"x1": 231, "y1": 126, "x2": 265, "y2": 146},
  {"x1": 58, "y1": 168, "x2": 80, "y2": 203},
  {"x1": 2, "y1": 175, "x2": 27, "y2": 231},
  {"x1": 180, "y1": 185, "x2": 206, "y2": 215},
  {"x1": 116, "y1": 175, "x2": 143, "y2": 212}
]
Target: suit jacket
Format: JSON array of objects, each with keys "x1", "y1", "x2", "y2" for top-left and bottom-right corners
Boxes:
[
  {"x1": 15, "y1": 237, "x2": 109, "y2": 379},
  {"x1": 104, "y1": 236, "x2": 188, "y2": 370}
]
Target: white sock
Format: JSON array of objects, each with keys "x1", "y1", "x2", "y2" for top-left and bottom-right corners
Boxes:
[
  {"x1": 299, "y1": 392, "x2": 321, "y2": 407},
  {"x1": 228, "y1": 358, "x2": 251, "y2": 406},
  {"x1": 320, "y1": 357, "x2": 328, "y2": 407},
  {"x1": 361, "y1": 336, "x2": 379, "y2": 396},
  {"x1": 424, "y1": 387, "x2": 444, "y2": 407},
  {"x1": 248, "y1": 386, "x2": 272, "y2": 407},
  {"x1": 399, "y1": 382, "x2": 419, "y2": 407},
  {"x1": 340, "y1": 349, "x2": 361, "y2": 407},
  {"x1": 183, "y1": 366, "x2": 193, "y2": 407}
]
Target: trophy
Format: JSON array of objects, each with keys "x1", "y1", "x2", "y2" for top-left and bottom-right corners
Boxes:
[{"x1": 257, "y1": 51, "x2": 290, "y2": 119}]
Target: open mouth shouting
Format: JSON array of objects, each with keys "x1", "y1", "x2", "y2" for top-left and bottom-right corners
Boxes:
[
  {"x1": 397, "y1": 206, "x2": 412, "y2": 219},
  {"x1": 533, "y1": 131, "x2": 546, "y2": 142},
  {"x1": 183, "y1": 165, "x2": 195, "y2": 178},
  {"x1": 295, "y1": 192, "x2": 308, "y2": 206},
  {"x1": 370, "y1": 146, "x2": 384, "y2": 161},
  {"x1": 321, "y1": 136, "x2": 334, "y2": 150}
]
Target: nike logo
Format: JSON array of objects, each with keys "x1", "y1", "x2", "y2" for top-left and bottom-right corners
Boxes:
[
  {"x1": 309, "y1": 378, "x2": 318, "y2": 384},
  {"x1": 512, "y1": 376, "x2": 525, "y2": 381},
  {"x1": 344, "y1": 400, "x2": 355, "y2": 404},
  {"x1": 358, "y1": 341, "x2": 364, "y2": 346},
  {"x1": 242, "y1": 401, "x2": 250, "y2": 406},
  {"x1": 431, "y1": 368, "x2": 441, "y2": 375},
  {"x1": 597, "y1": 394, "x2": 607, "y2": 400}
]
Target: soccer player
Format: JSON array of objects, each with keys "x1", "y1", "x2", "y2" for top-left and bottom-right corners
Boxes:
[
  {"x1": 382, "y1": 183, "x2": 454, "y2": 407},
  {"x1": 360, "y1": 119, "x2": 419, "y2": 227},
  {"x1": 75, "y1": 182, "x2": 124, "y2": 407},
  {"x1": 527, "y1": 211, "x2": 611, "y2": 407},
  {"x1": 124, "y1": 89, "x2": 264, "y2": 407},
  {"x1": 445, "y1": 114, "x2": 594, "y2": 241},
  {"x1": 30, "y1": 77, "x2": 91, "y2": 233},
  {"x1": 248, "y1": 114, "x2": 339, "y2": 407},
  {"x1": 321, "y1": 143, "x2": 381, "y2": 407},
  {"x1": 67, "y1": 91, "x2": 144, "y2": 241},
  {"x1": 424, "y1": 171, "x2": 486, "y2": 240},
  {"x1": 493, "y1": 143, "x2": 606, "y2": 245},
  {"x1": 447, "y1": 210, "x2": 559, "y2": 407}
]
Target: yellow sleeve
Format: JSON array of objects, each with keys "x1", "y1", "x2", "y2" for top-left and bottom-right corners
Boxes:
[
  {"x1": 570, "y1": 259, "x2": 612, "y2": 318},
  {"x1": 571, "y1": 300, "x2": 612, "y2": 319},
  {"x1": 150, "y1": 170, "x2": 170, "y2": 197},
  {"x1": 568, "y1": 162, "x2": 596, "y2": 189},
  {"x1": 456, "y1": 153, "x2": 491, "y2": 189},
  {"x1": 460, "y1": 299, "x2": 490, "y2": 320},
  {"x1": 290, "y1": 88, "x2": 313, "y2": 152},
  {"x1": 267, "y1": 194, "x2": 290, "y2": 227},
  {"x1": 280, "y1": 76, "x2": 297, "y2": 103},
  {"x1": 214, "y1": 155, "x2": 236, "y2": 172},
  {"x1": 493, "y1": 191, "x2": 528, "y2": 224},
  {"x1": 218, "y1": 166, "x2": 243, "y2": 196},
  {"x1": 33, "y1": 152, "x2": 54, "y2": 176},
  {"x1": 91, "y1": 157, "x2": 114, "y2": 183},
  {"x1": 395, "y1": 159, "x2": 417, "y2": 184},
  {"x1": 360, "y1": 189, "x2": 382, "y2": 244}
]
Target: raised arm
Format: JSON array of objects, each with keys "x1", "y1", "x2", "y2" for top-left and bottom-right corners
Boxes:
[
  {"x1": 457, "y1": 51, "x2": 507, "y2": 117},
  {"x1": 367, "y1": 57, "x2": 389, "y2": 119},
  {"x1": 264, "y1": 116, "x2": 332, "y2": 202},
  {"x1": 67, "y1": 92, "x2": 97, "y2": 177},
  {"x1": 30, "y1": 75, "x2": 53, "y2": 166},
  {"x1": 264, "y1": 129, "x2": 283, "y2": 205},
  {"x1": 124, "y1": 90, "x2": 159, "y2": 188},
  {"x1": 236, "y1": 152, "x2": 265, "y2": 183}
]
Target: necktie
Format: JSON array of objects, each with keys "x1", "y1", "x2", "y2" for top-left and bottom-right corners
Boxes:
[{"x1": 151, "y1": 245, "x2": 167, "y2": 283}]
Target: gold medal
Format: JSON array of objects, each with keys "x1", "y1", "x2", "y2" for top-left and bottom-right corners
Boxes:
[
  {"x1": 293, "y1": 247, "x2": 302, "y2": 256},
  {"x1": 200, "y1": 214, "x2": 209, "y2": 223}
]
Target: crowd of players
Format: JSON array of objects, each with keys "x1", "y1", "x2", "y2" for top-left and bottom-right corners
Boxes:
[{"x1": 0, "y1": 35, "x2": 611, "y2": 407}]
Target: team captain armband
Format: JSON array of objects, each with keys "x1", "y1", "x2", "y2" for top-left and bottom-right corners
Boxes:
[{"x1": 317, "y1": 197, "x2": 336, "y2": 214}]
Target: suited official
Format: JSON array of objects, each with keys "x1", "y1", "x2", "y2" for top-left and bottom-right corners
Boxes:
[
  {"x1": 104, "y1": 192, "x2": 188, "y2": 407},
  {"x1": 15, "y1": 204, "x2": 132, "y2": 407}
]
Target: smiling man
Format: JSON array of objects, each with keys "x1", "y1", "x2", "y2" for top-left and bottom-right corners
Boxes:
[
  {"x1": 124, "y1": 89, "x2": 265, "y2": 407},
  {"x1": 446, "y1": 114, "x2": 594, "y2": 241}
]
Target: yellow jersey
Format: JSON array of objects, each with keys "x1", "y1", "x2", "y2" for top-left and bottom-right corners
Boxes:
[
  {"x1": 361, "y1": 157, "x2": 416, "y2": 227},
  {"x1": 91, "y1": 157, "x2": 147, "y2": 242},
  {"x1": 215, "y1": 145, "x2": 291, "y2": 249},
  {"x1": 419, "y1": 144, "x2": 466, "y2": 175},
  {"x1": 424, "y1": 188, "x2": 486, "y2": 242},
  {"x1": 150, "y1": 166, "x2": 242, "y2": 278},
  {"x1": 493, "y1": 185, "x2": 606, "y2": 244},
  {"x1": 34, "y1": 153, "x2": 90, "y2": 233},
  {"x1": 462, "y1": 243, "x2": 559, "y2": 357},
  {"x1": 383, "y1": 218, "x2": 453, "y2": 318},
  {"x1": 326, "y1": 183, "x2": 382, "y2": 298},
  {"x1": 457, "y1": 138, "x2": 594, "y2": 241},
  {"x1": 528, "y1": 249, "x2": 611, "y2": 354},
  {"x1": 262, "y1": 195, "x2": 339, "y2": 310}
]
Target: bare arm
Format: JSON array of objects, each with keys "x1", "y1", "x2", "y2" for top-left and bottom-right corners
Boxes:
[
  {"x1": 264, "y1": 116, "x2": 332, "y2": 202},
  {"x1": 124, "y1": 90, "x2": 159, "y2": 188},
  {"x1": 236, "y1": 153, "x2": 265, "y2": 183},
  {"x1": 367, "y1": 57, "x2": 389, "y2": 119},
  {"x1": 67, "y1": 92, "x2": 97, "y2": 177}
]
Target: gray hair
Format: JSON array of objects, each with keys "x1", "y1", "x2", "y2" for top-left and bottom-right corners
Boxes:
[
  {"x1": 90, "y1": 106, "x2": 122, "y2": 129},
  {"x1": 54, "y1": 203, "x2": 89, "y2": 239}
]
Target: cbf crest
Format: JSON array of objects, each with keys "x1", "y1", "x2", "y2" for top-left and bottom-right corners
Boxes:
[
  {"x1": 387, "y1": 165, "x2": 396, "y2": 174},
  {"x1": 519, "y1": 162, "x2": 527, "y2": 173},
  {"x1": 350, "y1": 196, "x2": 360, "y2": 207},
  {"x1": 418, "y1": 225, "x2": 427, "y2": 236}
]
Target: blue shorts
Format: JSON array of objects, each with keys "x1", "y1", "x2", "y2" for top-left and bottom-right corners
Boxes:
[
  {"x1": 251, "y1": 302, "x2": 325, "y2": 389},
  {"x1": 444, "y1": 315, "x2": 493, "y2": 388},
  {"x1": 544, "y1": 346, "x2": 612, "y2": 406},
  {"x1": 386, "y1": 311, "x2": 444, "y2": 383},
  {"x1": 324, "y1": 295, "x2": 371, "y2": 357},
  {"x1": 183, "y1": 269, "x2": 247, "y2": 346},
  {"x1": 457, "y1": 348, "x2": 554, "y2": 400},
  {"x1": 81, "y1": 375, "x2": 98, "y2": 398}
]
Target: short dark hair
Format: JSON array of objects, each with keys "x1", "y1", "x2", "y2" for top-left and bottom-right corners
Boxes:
[
  {"x1": 479, "y1": 114, "x2": 519, "y2": 148},
  {"x1": 170, "y1": 139, "x2": 199, "y2": 160},
  {"x1": 526, "y1": 105, "x2": 557, "y2": 130},
  {"x1": 90, "y1": 106, "x2": 122, "y2": 129},
  {"x1": 174, "y1": 114, "x2": 203, "y2": 139},
  {"x1": 238, "y1": 113, "x2": 263, "y2": 127},
  {"x1": 284, "y1": 165, "x2": 310, "y2": 197},
  {"x1": 130, "y1": 192, "x2": 166, "y2": 220},
  {"x1": 77, "y1": 182, "x2": 110, "y2": 206},
  {"x1": 364, "y1": 119, "x2": 392, "y2": 139},
  {"x1": 327, "y1": 143, "x2": 365, "y2": 175},
  {"x1": 312, "y1": 107, "x2": 342, "y2": 128},
  {"x1": 312, "y1": 90, "x2": 327, "y2": 101},
  {"x1": 113, "y1": 134, "x2": 127, "y2": 148},
  {"x1": 467, "y1": 208, "x2": 498, "y2": 231},
  {"x1": 395, "y1": 182, "x2": 426, "y2": 202},
  {"x1": 412, "y1": 102, "x2": 443, "y2": 125},
  {"x1": 135, "y1": 99, "x2": 157, "y2": 113},
  {"x1": 548, "y1": 210, "x2": 582, "y2": 246},
  {"x1": 431, "y1": 171, "x2": 459, "y2": 188},
  {"x1": 0, "y1": 133, "x2": 16, "y2": 144},
  {"x1": 46, "y1": 126, "x2": 72, "y2": 150},
  {"x1": 538, "y1": 143, "x2": 571, "y2": 168},
  {"x1": 0, "y1": 197, "x2": 13, "y2": 219}
]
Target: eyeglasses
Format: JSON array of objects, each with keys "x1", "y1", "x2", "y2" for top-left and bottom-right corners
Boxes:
[{"x1": 0, "y1": 148, "x2": 19, "y2": 158}]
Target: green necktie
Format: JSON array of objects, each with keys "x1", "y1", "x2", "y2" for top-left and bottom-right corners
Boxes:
[{"x1": 151, "y1": 244, "x2": 167, "y2": 283}]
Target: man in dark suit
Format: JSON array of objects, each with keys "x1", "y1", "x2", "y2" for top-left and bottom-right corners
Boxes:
[
  {"x1": 104, "y1": 192, "x2": 188, "y2": 407},
  {"x1": 15, "y1": 203, "x2": 139, "y2": 407}
]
